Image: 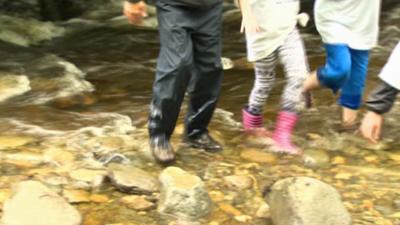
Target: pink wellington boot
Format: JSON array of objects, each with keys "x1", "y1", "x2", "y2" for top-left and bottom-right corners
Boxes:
[
  {"x1": 270, "y1": 111, "x2": 302, "y2": 155},
  {"x1": 242, "y1": 107, "x2": 269, "y2": 136}
]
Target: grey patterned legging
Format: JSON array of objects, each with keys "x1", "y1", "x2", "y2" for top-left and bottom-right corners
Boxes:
[{"x1": 248, "y1": 28, "x2": 310, "y2": 115}]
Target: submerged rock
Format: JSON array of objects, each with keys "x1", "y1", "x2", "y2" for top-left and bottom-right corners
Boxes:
[
  {"x1": 0, "y1": 75, "x2": 30, "y2": 103},
  {"x1": 69, "y1": 169, "x2": 107, "y2": 189},
  {"x1": 62, "y1": 189, "x2": 91, "y2": 203},
  {"x1": 240, "y1": 149, "x2": 278, "y2": 164},
  {"x1": 25, "y1": 55, "x2": 94, "y2": 104},
  {"x1": 1, "y1": 181, "x2": 82, "y2": 225},
  {"x1": 268, "y1": 177, "x2": 351, "y2": 225},
  {"x1": 120, "y1": 195, "x2": 156, "y2": 211},
  {"x1": 108, "y1": 164, "x2": 159, "y2": 195},
  {"x1": 158, "y1": 167, "x2": 212, "y2": 220},
  {"x1": 0, "y1": 15, "x2": 64, "y2": 46},
  {"x1": 0, "y1": 135, "x2": 35, "y2": 150},
  {"x1": 303, "y1": 149, "x2": 331, "y2": 169},
  {"x1": 223, "y1": 175, "x2": 253, "y2": 191}
]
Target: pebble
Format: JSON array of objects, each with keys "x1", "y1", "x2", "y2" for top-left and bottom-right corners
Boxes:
[
  {"x1": 120, "y1": 195, "x2": 155, "y2": 211},
  {"x1": 256, "y1": 203, "x2": 270, "y2": 218},
  {"x1": 63, "y1": 189, "x2": 91, "y2": 203},
  {"x1": 234, "y1": 215, "x2": 252, "y2": 223},
  {"x1": 223, "y1": 175, "x2": 253, "y2": 191},
  {"x1": 89, "y1": 194, "x2": 109, "y2": 203},
  {"x1": 331, "y1": 156, "x2": 346, "y2": 165},
  {"x1": 218, "y1": 203, "x2": 242, "y2": 216},
  {"x1": 303, "y1": 149, "x2": 330, "y2": 169}
]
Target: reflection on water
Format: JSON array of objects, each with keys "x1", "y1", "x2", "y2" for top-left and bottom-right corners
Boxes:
[{"x1": 0, "y1": 4, "x2": 399, "y2": 225}]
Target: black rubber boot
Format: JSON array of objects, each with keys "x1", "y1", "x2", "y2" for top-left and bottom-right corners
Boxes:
[
  {"x1": 184, "y1": 133, "x2": 222, "y2": 152},
  {"x1": 150, "y1": 134, "x2": 176, "y2": 165}
]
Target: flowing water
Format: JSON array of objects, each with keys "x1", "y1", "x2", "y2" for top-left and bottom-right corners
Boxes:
[{"x1": 0, "y1": 3, "x2": 399, "y2": 225}]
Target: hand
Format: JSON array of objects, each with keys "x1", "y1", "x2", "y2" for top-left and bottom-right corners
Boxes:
[
  {"x1": 240, "y1": 14, "x2": 261, "y2": 34},
  {"x1": 360, "y1": 111, "x2": 384, "y2": 143},
  {"x1": 238, "y1": 0, "x2": 260, "y2": 34},
  {"x1": 123, "y1": 1, "x2": 148, "y2": 25}
]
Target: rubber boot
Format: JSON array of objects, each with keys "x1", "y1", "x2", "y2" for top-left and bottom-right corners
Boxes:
[
  {"x1": 271, "y1": 111, "x2": 302, "y2": 155},
  {"x1": 242, "y1": 107, "x2": 269, "y2": 136}
]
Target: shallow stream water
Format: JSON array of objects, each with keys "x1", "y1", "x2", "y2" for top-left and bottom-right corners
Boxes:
[{"x1": 0, "y1": 3, "x2": 399, "y2": 225}]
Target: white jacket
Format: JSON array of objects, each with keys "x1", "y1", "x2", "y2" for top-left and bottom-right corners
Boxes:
[
  {"x1": 246, "y1": 0, "x2": 301, "y2": 62},
  {"x1": 315, "y1": 0, "x2": 381, "y2": 50},
  {"x1": 379, "y1": 42, "x2": 400, "y2": 90}
]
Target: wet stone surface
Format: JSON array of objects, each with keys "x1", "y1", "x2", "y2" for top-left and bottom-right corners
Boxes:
[{"x1": 0, "y1": 2, "x2": 398, "y2": 225}]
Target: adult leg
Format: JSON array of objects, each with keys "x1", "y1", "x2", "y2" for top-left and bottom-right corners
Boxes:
[
  {"x1": 183, "y1": 3, "x2": 224, "y2": 151},
  {"x1": 149, "y1": 2, "x2": 193, "y2": 163}
]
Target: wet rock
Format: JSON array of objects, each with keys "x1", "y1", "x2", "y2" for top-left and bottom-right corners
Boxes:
[
  {"x1": 63, "y1": 189, "x2": 91, "y2": 203},
  {"x1": 363, "y1": 142, "x2": 390, "y2": 151},
  {"x1": 331, "y1": 156, "x2": 346, "y2": 165},
  {"x1": 0, "y1": 189, "x2": 12, "y2": 206},
  {"x1": 120, "y1": 195, "x2": 156, "y2": 211},
  {"x1": 218, "y1": 203, "x2": 242, "y2": 216},
  {"x1": 268, "y1": 177, "x2": 351, "y2": 225},
  {"x1": 221, "y1": 57, "x2": 234, "y2": 70},
  {"x1": 240, "y1": 149, "x2": 278, "y2": 164},
  {"x1": 0, "y1": 75, "x2": 30, "y2": 103},
  {"x1": 108, "y1": 164, "x2": 159, "y2": 195},
  {"x1": 158, "y1": 167, "x2": 212, "y2": 220},
  {"x1": 256, "y1": 203, "x2": 270, "y2": 218},
  {"x1": 303, "y1": 149, "x2": 330, "y2": 169},
  {"x1": 223, "y1": 175, "x2": 253, "y2": 190},
  {"x1": 25, "y1": 55, "x2": 94, "y2": 104},
  {"x1": 1, "y1": 181, "x2": 82, "y2": 225},
  {"x1": 388, "y1": 153, "x2": 400, "y2": 163},
  {"x1": 0, "y1": 136, "x2": 35, "y2": 150},
  {"x1": 69, "y1": 169, "x2": 107, "y2": 188},
  {"x1": 0, "y1": 15, "x2": 64, "y2": 46},
  {"x1": 364, "y1": 155, "x2": 379, "y2": 163},
  {"x1": 209, "y1": 190, "x2": 225, "y2": 202},
  {"x1": 89, "y1": 194, "x2": 109, "y2": 203},
  {"x1": 0, "y1": 0, "x2": 41, "y2": 19},
  {"x1": 334, "y1": 172, "x2": 353, "y2": 180},
  {"x1": 234, "y1": 215, "x2": 252, "y2": 223},
  {"x1": 4, "y1": 151, "x2": 44, "y2": 167},
  {"x1": 43, "y1": 147, "x2": 75, "y2": 166}
]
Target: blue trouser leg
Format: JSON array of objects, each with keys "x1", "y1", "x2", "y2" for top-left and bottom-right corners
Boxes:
[
  {"x1": 339, "y1": 49, "x2": 370, "y2": 110},
  {"x1": 317, "y1": 44, "x2": 352, "y2": 93}
]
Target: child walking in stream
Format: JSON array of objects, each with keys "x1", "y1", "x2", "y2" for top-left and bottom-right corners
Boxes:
[
  {"x1": 303, "y1": 0, "x2": 381, "y2": 131},
  {"x1": 239, "y1": 0, "x2": 310, "y2": 155}
]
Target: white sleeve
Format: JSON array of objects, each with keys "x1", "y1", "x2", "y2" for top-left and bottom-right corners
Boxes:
[{"x1": 379, "y1": 42, "x2": 400, "y2": 90}]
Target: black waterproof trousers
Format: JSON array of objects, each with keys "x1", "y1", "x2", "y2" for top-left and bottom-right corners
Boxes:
[{"x1": 148, "y1": 1, "x2": 223, "y2": 139}]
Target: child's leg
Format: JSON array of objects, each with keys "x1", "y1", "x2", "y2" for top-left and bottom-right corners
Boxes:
[
  {"x1": 270, "y1": 28, "x2": 309, "y2": 154},
  {"x1": 339, "y1": 48, "x2": 370, "y2": 125},
  {"x1": 304, "y1": 44, "x2": 352, "y2": 93},
  {"x1": 247, "y1": 51, "x2": 278, "y2": 114},
  {"x1": 242, "y1": 51, "x2": 278, "y2": 133},
  {"x1": 278, "y1": 28, "x2": 310, "y2": 113}
]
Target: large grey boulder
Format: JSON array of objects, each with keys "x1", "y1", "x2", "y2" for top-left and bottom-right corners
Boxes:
[
  {"x1": 268, "y1": 177, "x2": 351, "y2": 225},
  {"x1": 1, "y1": 181, "x2": 82, "y2": 225},
  {"x1": 158, "y1": 167, "x2": 212, "y2": 220}
]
